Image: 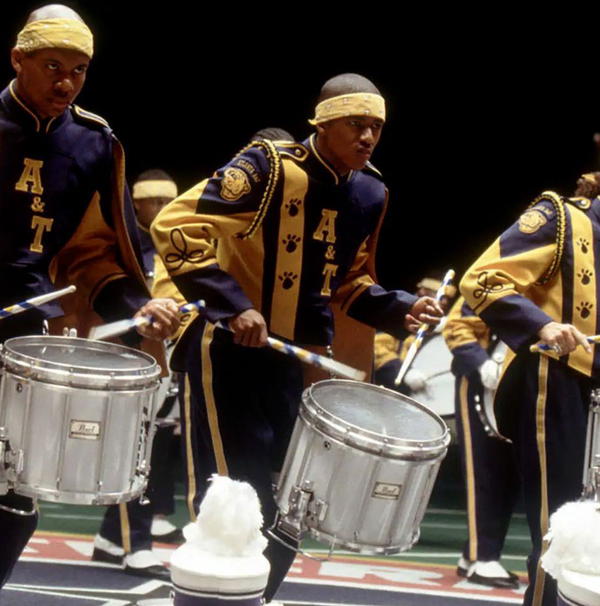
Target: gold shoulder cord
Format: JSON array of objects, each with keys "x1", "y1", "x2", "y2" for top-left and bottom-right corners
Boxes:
[
  {"x1": 528, "y1": 191, "x2": 566, "y2": 285},
  {"x1": 235, "y1": 139, "x2": 282, "y2": 239}
]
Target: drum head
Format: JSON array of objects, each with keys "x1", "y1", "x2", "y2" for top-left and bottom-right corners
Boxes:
[
  {"x1": 303, "y1": 380, "x2": 449, "y2": 458},
  {"x1": 2, "y1": 336, "x2": 160, "y2": 389}
]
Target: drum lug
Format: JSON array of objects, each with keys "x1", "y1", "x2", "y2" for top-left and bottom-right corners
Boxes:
[
  {"x1": 583, "y1": 454, "x2": 600, "y2": 501},
  {"x1": 307, "y1": 498, "x2": 328, "y2": 524},
  {"x1": 0, "y1": 428, "x2": 23, "y2": 487}
]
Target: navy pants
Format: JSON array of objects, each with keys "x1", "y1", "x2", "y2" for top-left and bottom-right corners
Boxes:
[
  {"x1": 99, "y1": 420, "x2": 179, "y2": 552},
  {"x1": 454, "y1": 374, "x2": 520, "y2": 562},
  {"x1": 495, "y1": 352, "x2": 592, "y2": 606},
  {"x1": 179, "y1": 321, "x2": 303, "y2": 601}
]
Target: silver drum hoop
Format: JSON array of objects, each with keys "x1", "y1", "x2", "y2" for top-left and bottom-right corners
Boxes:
[
  {"x1": 1, "y1": 336, "x2": 161, "y2": 389},
  {"x1": 302, "y1": 379, "x2": 450, "y2": 460}
]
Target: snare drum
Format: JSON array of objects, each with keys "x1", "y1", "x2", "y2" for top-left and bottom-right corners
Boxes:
[
  {"x1": 410, "y1": 334, "x2": 454, "y2": 418},
  {"x1": 275, "y1": 379, "x2": 450, "y2": 554},
  {"x1": 583, "y1": 389, "x2": 600, "y2": 500},
  {"x1": 0, "y1": 336, "x2": 160, "y2": 505}
]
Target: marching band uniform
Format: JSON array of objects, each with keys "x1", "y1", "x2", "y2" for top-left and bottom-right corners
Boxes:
[
  {"x1": 461, "y1": 192, "x2": 600, "y2": 606},
  {"x1": 94, "y1": 177, "x2": 182, "y2": 579},
  {"x1": 151, "y1": 134, "x2": 418, "y2": 600},
  {"x1": 0, "y1": 80, "x2": 154, "y2": 585},
  {"x1": 443, "y1": 296, "x2": 520, "y2": 588}
]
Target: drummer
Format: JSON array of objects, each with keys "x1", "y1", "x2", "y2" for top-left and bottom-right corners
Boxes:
[
  {"x1": 460, "y1": 177, "x2": 600, "y2": 606},
  {"x1": 92, "y1": 169, "x2": 184, "y2": 580},
  {"x1": 374, "y1": 273, "x2": 456, "y2": 393},
  {"x1": 150, "y1": 73, "x2": 444, "y2": 602},
  {"x1": 443, "y1": 296, "x2": 520, "y2": 588},
  {"x1": 0, "y1": 5, "x2": 179, "y2": 588}
]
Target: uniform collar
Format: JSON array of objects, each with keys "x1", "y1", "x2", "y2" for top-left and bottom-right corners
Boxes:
[
  {"x1": 302, "y1": 134, "x2": 354, "y2": 186},
  {"x1": 1, "y1": 80, "x2": 68, "y2": 134}
]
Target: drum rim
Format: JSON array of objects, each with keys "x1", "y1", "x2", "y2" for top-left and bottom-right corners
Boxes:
[
  {"x1": 1, "y1": 335, "x2": 160, "y2": 389},
  {"x1": 302, "y1": 379, "x2": 450, "y2": 455}
]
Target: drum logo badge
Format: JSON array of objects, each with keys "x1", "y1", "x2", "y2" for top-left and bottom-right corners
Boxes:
[
  {"x1": 372, "y1": 482, "x2": 402, "y2": 500},
  {"x1": 69, "y1": 420, "x2": 101, "y2": 440}
]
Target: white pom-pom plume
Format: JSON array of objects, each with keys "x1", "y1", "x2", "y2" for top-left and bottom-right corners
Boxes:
[
  {"x1": 183, "y1": 474, "x2": 267, "y2": 557},
  {"x1": 542, "y1": 500, "x2": 600, "y2": 581}
]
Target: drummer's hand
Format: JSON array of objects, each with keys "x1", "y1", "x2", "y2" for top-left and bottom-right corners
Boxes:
[
  {"x1": 404, "y1": 297, "x2": 444, "y2": 333},
  {"x1": 135, "y1": 298, "x2": 180, "y2": 341},
  {"x1": 228, "y1": 309, "x2": 268, "y2": 347},
  {"x1": 537, "y1": 322, "x2": 591, "y2": 355}
]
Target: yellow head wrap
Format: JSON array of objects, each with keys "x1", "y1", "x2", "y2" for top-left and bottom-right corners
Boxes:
[
  {"x1": 309, "y1": 92, "x2": 386, "y2": 126},
  {"x1": 15, "y1": 18, "x2": 94, "y2": 59},
  {"x1": 133, "y1": 180, "x2": 178, "y2": 200}
]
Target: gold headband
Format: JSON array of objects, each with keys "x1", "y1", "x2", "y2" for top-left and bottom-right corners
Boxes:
[
  {"x1": 133, "y1": 180, "x2": 178, "y2": 200},
  {"x1": 16, "y1": 18, "x2": 94, "y2": 59},
  {"x1": 309, "y1": 92, "x2": 386, "y2": 125}
]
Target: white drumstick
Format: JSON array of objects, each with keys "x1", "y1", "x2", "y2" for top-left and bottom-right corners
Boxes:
[{"x1": 394, "y1": 269, "x2": 455, "y2": 386}]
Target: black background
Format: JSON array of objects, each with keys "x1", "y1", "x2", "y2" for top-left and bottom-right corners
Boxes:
[{"x1": 2, "y1": 3, "x2": 599, "y2": 292}]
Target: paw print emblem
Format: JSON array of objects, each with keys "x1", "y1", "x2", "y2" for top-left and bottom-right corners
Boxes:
[
  {"x1": 576, "y1": 301, "x2": 594, "y2": 319},
  {"x1": 286, "y1": 198, "x2": 302, "y2": 217},
  {"x1": 282, "y1": 234, "x2": 301, "y2": 253},
  {"x1": 577, "y1": 238, "x2": 590, "y2": 254},
  {"x1": 578, "y1": 269, "x2": 593, "y2": 285},
  {"x1": 278, "y1": 271, "x2": 298, "y2": 289}
]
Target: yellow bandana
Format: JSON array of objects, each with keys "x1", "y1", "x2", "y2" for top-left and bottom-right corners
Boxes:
[
  {"x1": 309, "y1": 92, "x2": 386, "y2": 125},
  {"x1": 16, "y1": 18, "x2": 94, "y2": 59},
  {"x1": 133, "y1": 180, "x2": 178, "y2": 200}
]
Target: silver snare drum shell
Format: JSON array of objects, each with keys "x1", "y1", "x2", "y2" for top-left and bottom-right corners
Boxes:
[
  {"x1": 0, "y1": 336, "x2": 161, "y2": 505},
  {"x1": 275, "y1": 379, "x2": 450, "y2": 555}
]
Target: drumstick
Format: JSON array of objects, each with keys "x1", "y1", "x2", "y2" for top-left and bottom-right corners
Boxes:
[
  {"x1": 211, "y1": 322, "x2": 365, "y2": 380},
  {"x1": 394, "y1": 269, "x2": 455, "y2": 386},
  {"x1": 530, "y1": 334, "x2": 600, "y2": 354},
  {"x1": 265, "y1": 337, "x2": 365, "y2": 381},
  {"x1": 0, "y1": 285, "x2": 77, "y2": 319},
  {"x1": 88, "y1": 300, "x2": 205, "y2": 341}
]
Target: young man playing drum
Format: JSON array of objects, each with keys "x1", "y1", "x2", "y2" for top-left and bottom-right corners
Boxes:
[
  {"x1": 151, "y1": 73, "x2": 443, "y2": 602},
  {"x1": 460, "y1": 188, "x2": 600, "y2": 606},
  {"x1": 0, "y1": 4, "x2": 179, "y2": 588}
]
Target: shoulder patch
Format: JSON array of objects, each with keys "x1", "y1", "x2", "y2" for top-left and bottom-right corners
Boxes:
[
  {"x1": 518, "y1": 209, "x2": 548, "y2": 234},
  {"x1": 277, "y1": 142, "x2": 309, "y2": 162},
  {"x1": 71, "y1": 105, "x2": 110, "y2": 130},
  {"x1": 567, "y1": 196, "x2": 592, "y2": 211},
  {"x1": 529, "y1": 203, "x2": 555, "y2": 219},
  {"x1": 220, "y1": 166, "x2": 252, "y2": 201}
]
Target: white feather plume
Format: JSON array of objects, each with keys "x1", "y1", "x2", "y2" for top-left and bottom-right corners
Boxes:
[
  {"x1": 542, "y1": 500, "x2": 600, "y2": 581},
  {"x1": 183, "y1": 474, "x2": 268, "y2": 557}
]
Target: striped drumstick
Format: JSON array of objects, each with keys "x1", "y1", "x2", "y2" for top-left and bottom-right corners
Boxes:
[
  {"x1": 89, "y1": 300, "x2": 205, "y2": 341},
  {"x1": 0, "y1": 285, "x2": 77, "y2": 319},
  {"x1": 266, "y1": 337, "x2": 366, "y2": 381},
  {"x1": 394, "y1": 269, "x2": 455, "y2": 386},
  {"x1": 530, "y1": 334, "x2": 600, "y2": 354}
]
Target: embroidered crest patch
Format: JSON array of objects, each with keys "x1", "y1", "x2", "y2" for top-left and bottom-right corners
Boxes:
[
  {"x1": 518, "y1": 210, "x2": 547, "y2": 234},
  {"x1": 220, "y1": 167, "x2": 251, "y2": 201}
]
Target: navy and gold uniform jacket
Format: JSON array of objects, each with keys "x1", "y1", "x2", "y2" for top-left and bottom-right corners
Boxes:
[
  {"x1": 0, "y1": 82, "x2": 154, "y2": 346},
  {"x1": 152, "y1": 135, "x2": 416, "y2": 362},
  {"x1": 460, "y1": 191, "x2": 600, "y2": 378},
  {"x1": 443, "y1": 296, "x2": 493, "y2": 377}
]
